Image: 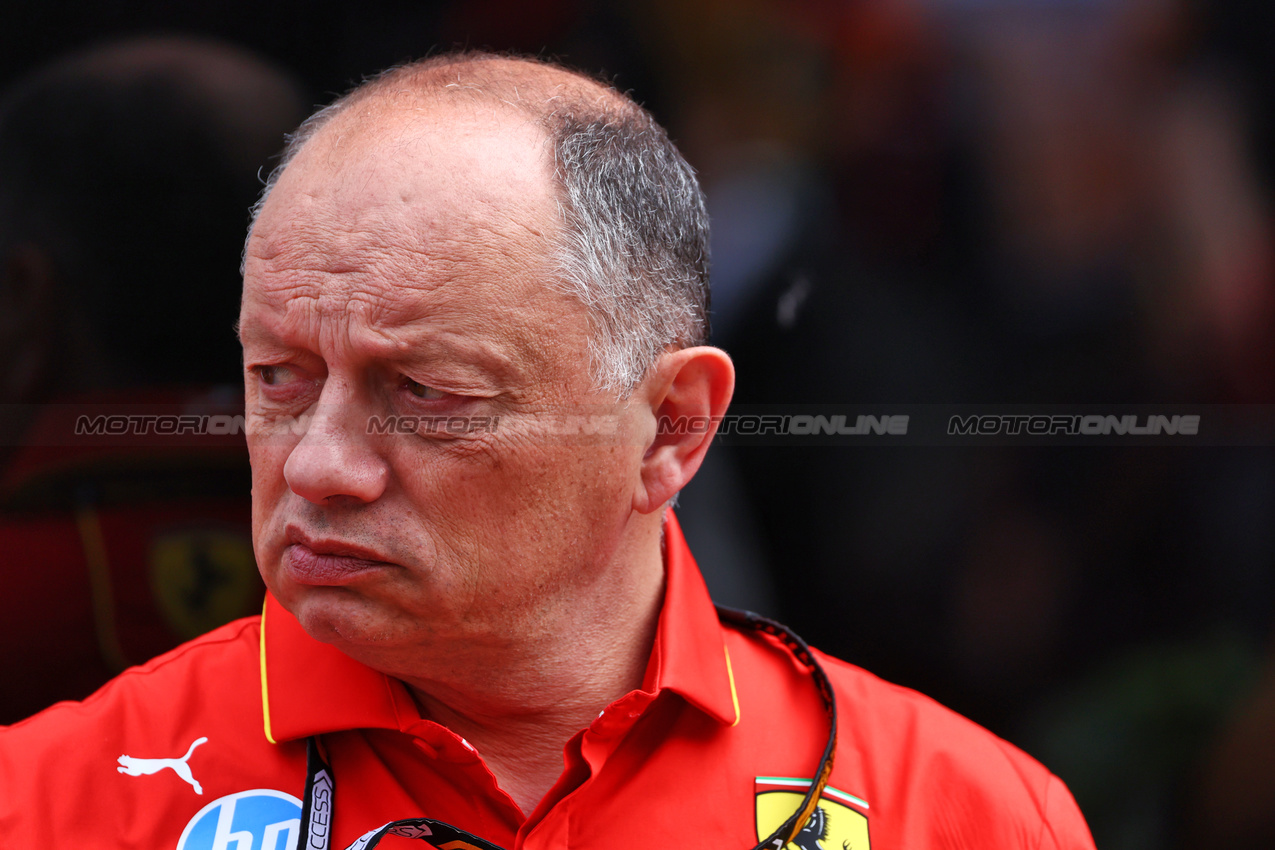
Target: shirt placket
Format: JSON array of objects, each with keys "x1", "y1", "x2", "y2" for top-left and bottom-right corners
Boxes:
[
  {"x1": 399, "y1": 718, "x2": 526, "y2": 846},
  {"x1": 518, "y1": 689, "x2": 659, "y2": 850}
]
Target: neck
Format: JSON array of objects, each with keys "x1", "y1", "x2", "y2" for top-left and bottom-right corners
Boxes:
[{"x1": 399, "y1": 518, "x2": 667, "y2": 815}]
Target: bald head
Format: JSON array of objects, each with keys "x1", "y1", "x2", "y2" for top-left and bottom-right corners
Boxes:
[
  {"x1": 326, "y1": 53, "x2": 633, "y2": 123},
  {"x1": 249, "y1": 52, "x2": 710, "y2": 393}
]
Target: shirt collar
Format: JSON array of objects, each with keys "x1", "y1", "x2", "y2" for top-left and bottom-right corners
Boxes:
[
  {"x1": 259, "y1": 592, "x2": 415, "y2": 743},
  {"x1": 646, "y1": 510, "x2": 740, "y2": 726},
  {"x1": 259, "y1": 510, "x2": 739, "y2": 743}
]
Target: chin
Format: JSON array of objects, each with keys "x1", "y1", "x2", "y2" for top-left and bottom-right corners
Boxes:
[
  {"x1": 290, "y1": 588, "x2": 418, "y2": 649},
  {"x1": 287, "y1": 587, "x2": 366, "y2": 643}
]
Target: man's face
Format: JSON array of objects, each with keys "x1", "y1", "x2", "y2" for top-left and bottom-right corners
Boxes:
[{"x1": 239, "y1": 103, "x2": 646, "y2": 664}]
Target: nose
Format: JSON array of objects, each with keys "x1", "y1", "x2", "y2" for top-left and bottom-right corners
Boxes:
[{"x1": 283, "y1": 386, "x2": 389, "y2": 505}]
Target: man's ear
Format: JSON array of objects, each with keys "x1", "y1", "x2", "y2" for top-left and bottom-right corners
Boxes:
[{"x1": 632, "y1": 346, "x2": 735, "y2": 515}]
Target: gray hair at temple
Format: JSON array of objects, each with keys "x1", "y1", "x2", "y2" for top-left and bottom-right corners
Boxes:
[{"x1": 245, "y1": 51, "x2": 711, "y2": 394}]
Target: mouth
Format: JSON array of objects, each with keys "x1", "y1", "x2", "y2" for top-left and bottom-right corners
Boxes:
[{"x1": 282, "y1": 525, "x2": 396, "y2": 586}]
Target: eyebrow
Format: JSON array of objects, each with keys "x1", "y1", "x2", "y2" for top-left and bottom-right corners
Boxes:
[
  {"x1": 237, "y1": 313, "x2": 523, "y2": 392},
  {"x1": 236, "y1": 320, "x2": 279, "y2": 347},
  {"x1": 373, "y1": 332, "x2": 522, "y2": 388}
]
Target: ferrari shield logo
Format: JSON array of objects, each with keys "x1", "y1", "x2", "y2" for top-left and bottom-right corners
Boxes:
[
  {"x1": 149, "y1": 528, "x2": 260, "y2": 639},
  {"x1": 755, "y1": 777, "x2": 870, "y2": 850}
]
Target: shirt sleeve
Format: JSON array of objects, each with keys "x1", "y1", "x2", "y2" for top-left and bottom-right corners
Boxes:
[{"x1": 1036, "y1": 775, "x2": 1097, "y2": 850}]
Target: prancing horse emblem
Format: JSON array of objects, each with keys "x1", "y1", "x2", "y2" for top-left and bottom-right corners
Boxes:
[
  {"x1": 792, "y1": 807, "x2": 829, "y2": 850},
  {"x1": 117, "y1": 737, "x2": 208, "y2": 794},
  {"x1": 754, "y1": 780, "x2": 871, "y2": 850}
]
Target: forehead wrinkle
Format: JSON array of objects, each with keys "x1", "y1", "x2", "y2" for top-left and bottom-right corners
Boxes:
[
  {"x1": 248, "y1": 227, "x2": 557, "y2": 325},
  {"x1": 245, "y1": 264, "x2": 544, "y2": 384},
  {"x1": 252, "y1": 200, "x2": 427, "y2": 276},
  {"x1": 254, "y1": 188, "x2": 554, "y2": 294}
]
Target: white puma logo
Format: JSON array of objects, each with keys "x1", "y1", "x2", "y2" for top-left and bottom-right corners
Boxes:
[{"x1": 117, "y1": 736, "x2": 208, "y2": 794}]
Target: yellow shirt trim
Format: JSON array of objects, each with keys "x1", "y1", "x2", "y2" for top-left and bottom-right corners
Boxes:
[
  {"x1": 260, "y1": 598, "x2": 277, "y2": 744},
  {"x1": 724, "y1": 643, "x2": 741, "y2": 727}
]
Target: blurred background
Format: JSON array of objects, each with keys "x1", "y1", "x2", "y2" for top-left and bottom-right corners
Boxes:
[{"x1": 2, "y1": 1, "x2": 1274, "y2": 846}]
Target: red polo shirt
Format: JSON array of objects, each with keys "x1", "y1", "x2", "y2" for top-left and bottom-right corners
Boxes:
[{"x1": 0, "y1": 514, "x2": 1094, "y2": 849}]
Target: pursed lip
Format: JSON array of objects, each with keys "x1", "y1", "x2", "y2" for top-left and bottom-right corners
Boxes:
[{"x1": 282, "y1": 524, "x2": 397, "y2": 585}]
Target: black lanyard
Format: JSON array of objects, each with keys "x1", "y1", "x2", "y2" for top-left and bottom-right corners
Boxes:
[{"x1": 298, "y1": 606, "x2": 838, "y2": 850}]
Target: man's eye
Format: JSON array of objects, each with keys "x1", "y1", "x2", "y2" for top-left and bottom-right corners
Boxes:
[
  {"x1": 406, "y1": 379, "x2": 447, "y2": 401},
  {"x1": 254, "y1": 365, "x2": 294, "y2": 385}
]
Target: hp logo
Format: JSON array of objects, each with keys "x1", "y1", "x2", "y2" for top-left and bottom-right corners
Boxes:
[{"x1": 176, "y1": 789, "x2": 303, "y2": 850}]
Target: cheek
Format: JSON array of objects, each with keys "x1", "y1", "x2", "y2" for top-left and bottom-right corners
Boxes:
[
  {"x1": 443, "y1": 441, "x2": 636, "y2": 550},
  {"x1": 247, "y1": 436, "x2": 295, "y2": 551},
  {"x1": 247, "y1": 436, "x2": 292, "y2": 500},
  {"x1": 397, "y1": 437, "x2": 625, "y2": 531}
]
